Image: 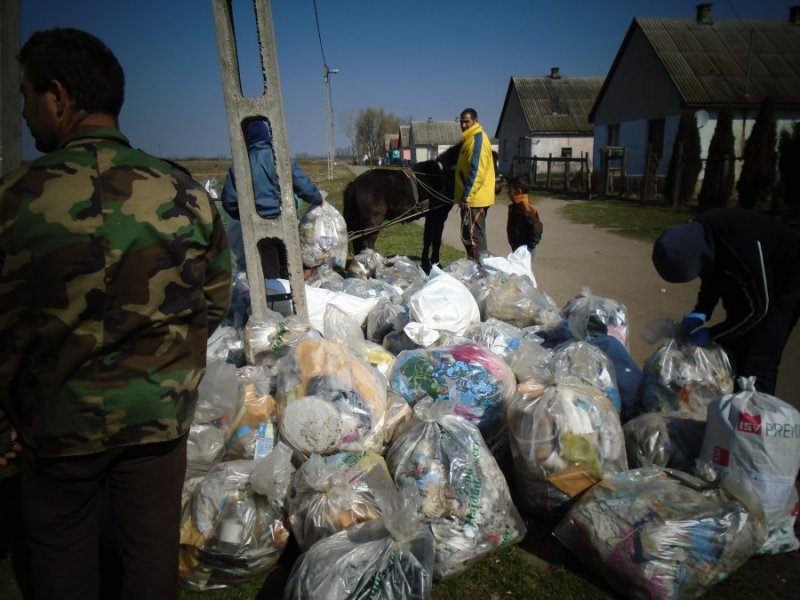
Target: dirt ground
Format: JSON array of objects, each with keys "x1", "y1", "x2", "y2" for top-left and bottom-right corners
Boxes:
[{"x1": 437, "y1": 193, "x2": 800, "y2": 597}]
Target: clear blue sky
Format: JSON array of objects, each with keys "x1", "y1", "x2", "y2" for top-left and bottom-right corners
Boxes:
[{"x1": 17, "y1": 0, "x2": 795, "y2": 160}]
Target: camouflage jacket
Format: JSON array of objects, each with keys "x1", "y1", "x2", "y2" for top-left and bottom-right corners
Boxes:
[{"x1": 0, "y1": 127, "x2": 232, "y2": 457}]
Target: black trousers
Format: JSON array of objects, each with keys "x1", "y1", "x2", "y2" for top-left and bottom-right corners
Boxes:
[
  {"x1": 19, "y1": 435, "x2": 188, "y2": 600},
  {"x1": 724, "y1": 285, "x2": 800, "y2": 396}
]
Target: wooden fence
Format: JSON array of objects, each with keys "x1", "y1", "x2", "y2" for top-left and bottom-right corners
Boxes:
[{"x1": 510, "y1": 153, "x2": 591, "y2": 195}]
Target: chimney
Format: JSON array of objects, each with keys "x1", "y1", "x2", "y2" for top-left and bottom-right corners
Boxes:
[
  {"x1": 696, "y1": 3, "x2": 713, "y2": 24},
  {"x1": 550, "y1": 67, "x2": 561, "y2": 79},
  {"x1": 790, "y1": 5, "x2": 800, "y2": 25}
]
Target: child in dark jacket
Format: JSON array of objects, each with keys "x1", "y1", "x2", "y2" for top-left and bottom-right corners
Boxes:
[{"x1": 506, "y1": 176, "x2": 543, "y2": 260}]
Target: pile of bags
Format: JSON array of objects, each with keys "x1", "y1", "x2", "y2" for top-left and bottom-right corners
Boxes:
[{"x1": 191, "y1": 231, "x2": 800, "y2": 598}]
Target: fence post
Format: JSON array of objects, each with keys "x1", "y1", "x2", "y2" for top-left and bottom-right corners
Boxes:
[
  {"x1": 671, "y1": 141, "x2": 684, "y2": 209},
  {"x1": 546, "y1": 154, "x2": 552, "y2": 190}
]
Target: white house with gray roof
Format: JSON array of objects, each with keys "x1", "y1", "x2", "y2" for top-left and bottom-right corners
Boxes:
[
  {"x1": 495, "y1": 68, "x2": 604, "y2": 176},
  {"x1": 589, "y1": 3, "x2": 800, "y2": 177}
]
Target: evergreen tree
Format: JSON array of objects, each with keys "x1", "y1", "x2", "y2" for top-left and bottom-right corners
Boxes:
[
  {"x1": 778, "y1": 122, "x2": 800, "y2": 214},
  {"x1": 736, "y1": 96, "x2": 777, "y2": 209},
  {"x1": 664, "y1": 111, "x2": 702, "y2": 206},
  {"x1": 698, "y1": 107, "x2": 735, "y2": 210}
]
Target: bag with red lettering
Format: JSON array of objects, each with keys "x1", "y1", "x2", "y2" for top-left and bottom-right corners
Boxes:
[{"x1": 698, "y1": 376, "x2": 800, "y2": 554}]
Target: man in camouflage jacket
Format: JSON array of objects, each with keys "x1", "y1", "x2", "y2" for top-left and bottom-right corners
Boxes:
[{"x1": 0, "y1": 28, "x2": 231, "y2": 599}]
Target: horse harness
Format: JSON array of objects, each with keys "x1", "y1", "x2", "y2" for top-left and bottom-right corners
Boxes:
[{"x1": 346, "y1": 162, "x2": 455, "y2": 242}]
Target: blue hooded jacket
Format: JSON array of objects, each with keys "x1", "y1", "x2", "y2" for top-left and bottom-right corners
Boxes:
[{"x1": 221, "y1": 119, "x2": 322, "y2": 219}]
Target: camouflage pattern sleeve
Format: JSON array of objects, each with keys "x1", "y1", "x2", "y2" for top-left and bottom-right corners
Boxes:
[{"x1": 0, "y1": 128, "x2": 233, "y2": 457}]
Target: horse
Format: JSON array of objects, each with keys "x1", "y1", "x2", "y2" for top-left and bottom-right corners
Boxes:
[{"x1": 343, "y1": 143, "x2": 461, "y2": 273}]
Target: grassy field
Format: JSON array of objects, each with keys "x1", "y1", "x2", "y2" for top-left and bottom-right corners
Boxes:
[{"x1": 1, "y1": 161, "x2": 794, "y2": 599}]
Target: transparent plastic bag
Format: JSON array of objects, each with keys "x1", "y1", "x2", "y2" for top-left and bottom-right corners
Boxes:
[
  {"x1": 387, "y1": 341, "x2": 516, "y2": 449},
  {"x1": 507, "y1": 380, "x2": 627, "y2": 519},
  {"x1": 554, "y1": 467, "x2": 766, "y2": 600},
  {"x1": 386, "y1": 400, "x2": 526, "y2": 580},
  {"x1": 287, "y1": 451, "x2": 398, "y2": 551},
  {"x1": 299, "y1": 201, "x2": 348, "y2": 269},
  {"x1": 366, "y1": 302, "x2": 410, "y2": 345},
  {"x1": 243, "y1": 311, "x2": 314, "y2": 369},
  {"x1": 284, "y1": 491, "x2": 434, "y2": 600},
  {"x1": 179, "y1": 451, "x2": 294, "y2": 591},
  {"x1": 305, "y1": 263, "x2": 345, "y2": 291},
  {"x1": 275, "y1": 338, "x2": 395, "y2": 456},
  {"x1": 375, "y1": 254, "x2": 427, "y2": 293},
  {"x1": 223, "y1": 366, "x2": 277, "y2": 461},
  {"x1": 638, "y1": 337, "x2": 734, "y2": 418},
  {"x1": 347, "y1": 248, "x2": 385, "y2": 278},
  {"x1": 561, "y1": 286, "x2": 629, "y2": 348},
  {"x1": 484, "y1": 272, "x2": 561, "y2": 329},
  {"x1": 623, "y1": 411, "x2": 706, "y2": 471}
]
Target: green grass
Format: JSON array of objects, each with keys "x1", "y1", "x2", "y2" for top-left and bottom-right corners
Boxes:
[{"x1": 559, "y1": 197, "x2": 694, "y2": 241}]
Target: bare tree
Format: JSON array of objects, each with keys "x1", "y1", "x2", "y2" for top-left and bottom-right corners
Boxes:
[{"x1": 355, "y1": 107, "x2": 399, "y2": 164}]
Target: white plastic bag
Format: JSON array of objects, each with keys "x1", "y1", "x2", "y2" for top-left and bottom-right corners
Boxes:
[
  {"x1": 698, "y1": 376, "x2": 800, "y2": 554},
  {"x1": 404, "y1": 266, "x2": 480, "y2": 346}
]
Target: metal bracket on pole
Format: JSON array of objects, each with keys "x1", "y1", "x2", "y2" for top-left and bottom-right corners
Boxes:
[{"x1": 210, "y1": 0, "x2": 308, "y2": 322}]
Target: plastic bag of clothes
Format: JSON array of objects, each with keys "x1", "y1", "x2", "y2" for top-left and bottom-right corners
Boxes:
[
  {"x1": 507, "y1": 380, "x2": 627, "y2": 519},
  {"x1": 287, "y1": 451, "x2": 398, "y2": 551},
  {"x1": 561, "y1": 287, "x2": 629, "y2": 348},
  {"x1": 275, "y1": 338, "x2": 407, "y2": 457},
  {"x1": 623, "y1": 411, "x2": 706, "y2": 472},
  {"x1": 299, "y1": 201, "x2": 348, "y2": 269},
  {"x1": 387, "y1": 341, "x2": 516, "y2": 449},
  {"x1": 484, "y1": 272, "x2": 561, "y2": 329},
  {"x1": 386, "y1": 399, "x2": 526, "y2": 580},
  {"x1": 638, "y1": 337, "x2": 734, "y2": 419},
  {"x1": 698, "y1": 376, "x2": 800, "y2": 554},
  {"x1": 554, "y1": 467, "x2": 766, "y2": 600},
  {"x1": 284, "y1": 490, "x2": 435, "y2": 600},
  {"x1": 179, "y1": 444, "x2": 295, "y2": 591}
]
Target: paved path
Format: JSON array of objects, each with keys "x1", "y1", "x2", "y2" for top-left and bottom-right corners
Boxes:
[{"x1": 437, "y1": 194, "x2": 800, "y2": 407}]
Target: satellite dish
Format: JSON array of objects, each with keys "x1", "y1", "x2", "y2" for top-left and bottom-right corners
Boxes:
[{"x1": 695, "y1": 110, "x2": 709, "y2": 128}]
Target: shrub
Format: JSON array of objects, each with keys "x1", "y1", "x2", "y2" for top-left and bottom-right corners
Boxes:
[
  {"x1": 664, "y1": 111, "x2": 702, "y2": 206},
  {"x1": 737, "y1": 97, "x2": 777, "y2": 209},
  {"x1": 698, "y1": 107, "x2": 736, "y2": 210}
]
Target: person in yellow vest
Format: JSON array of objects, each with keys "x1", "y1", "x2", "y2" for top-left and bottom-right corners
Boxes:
[{"x1": 454, "y1": 108, "x2": 495, "y2": 261}]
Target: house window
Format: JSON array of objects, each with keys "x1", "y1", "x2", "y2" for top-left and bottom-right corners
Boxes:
[
  {"x1": 647, "y1": 118, "x2": 665, "y2": 158},
  {"x1": 607, "y1": 124, "x2": 620, "y2": 146},
  {"x1": 561, "y1": 147, "x2": 573, "y2": 158}
]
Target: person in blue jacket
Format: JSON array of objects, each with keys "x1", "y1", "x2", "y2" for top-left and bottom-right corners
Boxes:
[
  {"x1": 221, "y1": 118, "x2": 322, "y2": 277},
  {"x1": 652, "y1": 207, "x2": 800, "y2": 395}
]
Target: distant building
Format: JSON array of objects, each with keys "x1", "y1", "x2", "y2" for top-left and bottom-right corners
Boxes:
[
  {"x1": 589, "y1": 3, "x2": 800, "y2": 178},
  {"x1": 399, "y1": 125, "x2": 411, "y2": 164},
  {"x1": 408, "y1": 119, "x2": 461, "y2": 164},
  {"x1": 495, "y1": 68, "x2": 604, "y2": 175}
]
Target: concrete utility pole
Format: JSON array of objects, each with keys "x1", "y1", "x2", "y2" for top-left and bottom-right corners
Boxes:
[
  {"x1": 323, "y1": 63, "x2": 338, "y2": 180},
  {"x1": 0, "y1": 0, "x2": 21, "y2": 176},
  {"x1": 210, "y1": 0, "x2": 308, "y2": 322}
]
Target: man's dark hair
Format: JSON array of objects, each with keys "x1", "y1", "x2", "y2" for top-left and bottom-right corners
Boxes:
[
  {"x1": 508, "y1": 176, "x2": 529, "y2": 192},
  {"x1": 460, "y1": 108, "x2": 478, "y2": 120},
  {"x1": 19, "y1": 28, "x2": 125, "y2": 117}
]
